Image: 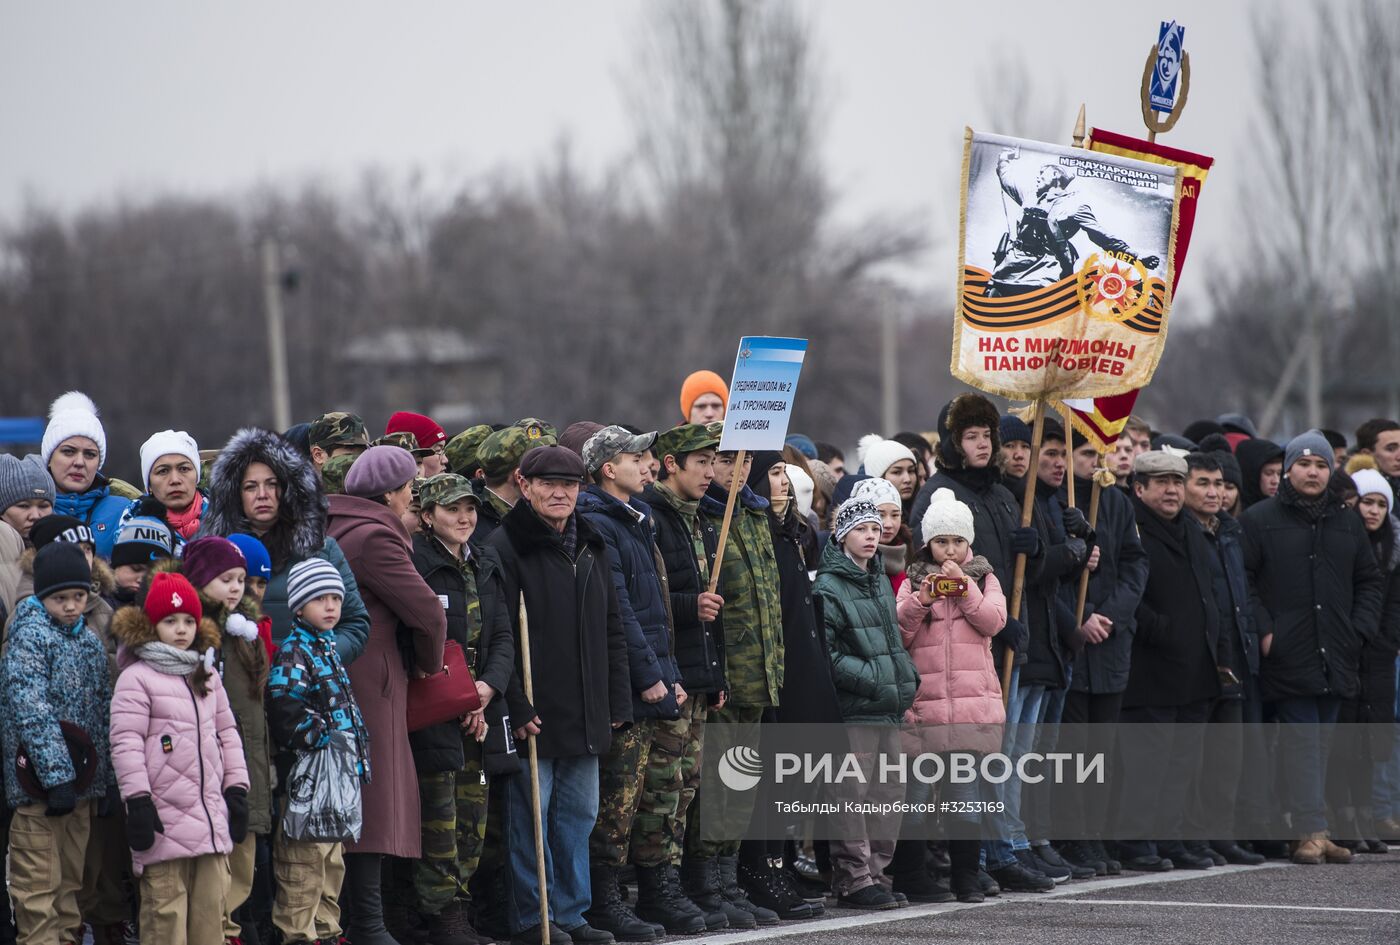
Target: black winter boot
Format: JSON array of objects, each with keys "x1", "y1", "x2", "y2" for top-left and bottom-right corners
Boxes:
[
  {"x1": 949, "y1": 839, "x2": 984, "y2": 903},
  {"x1": 426, "y1": 899, "x2": 494, "y2": 945},
  {"x1": 633, "y1": 864, "x2": 706, "y2": 935},
  {"x1": 584, "y1": 867, "x2": 660, "y2": 942},
  {"x1": 343, "y1": 852, "x2": 406, "y2": 945},
  {"x1": 887, "y1": 839, "x2": 953, "y2": 903},
  {"x1": 680, "y1": 856, "x2": 746, "y2": 930},
  {"x1": 736, "y1": 859, "x2": 815, "y2": 920},
  {"x1": 717, "y1": 855, "x2": 779, "y2": 926}
]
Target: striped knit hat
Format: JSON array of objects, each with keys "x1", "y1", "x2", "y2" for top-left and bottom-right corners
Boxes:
[
  {"x1": 834, "y1": 498, "x2": 882, "y2": 543},
  {"x1": 287, "y1": 557, "x2": 345, "y2": 615}
]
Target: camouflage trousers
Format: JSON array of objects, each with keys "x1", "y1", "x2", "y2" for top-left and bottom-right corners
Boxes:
[
  {"x1": 684, "y1": 703, "x2": 764, "y2": 859},
  {"x1": 414, "y1": 744, "x2": 489, "y2": 917},
  {"x1": 589, "y1": 720, "x2": 656, "y2": 869},
  {"x1": 630, "y1": 700, "x2": 707, "y2": 868}
]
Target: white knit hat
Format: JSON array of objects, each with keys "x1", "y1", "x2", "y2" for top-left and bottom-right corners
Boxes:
[
  {"x1": 139, "y1": 430, "x2": 201, "y2": 492},
  {"x1": 1353, "y1": 468, "x2": 1394, "y2": 511},
  {"x1": 41, "y1": 392, "x2": 107, "y2": 468},
  {"x1": 858, "y1": 434, "x2": 916, "y2": 480},
  {"x1": 852, "y1": 476, "x2": 901, "y2": 510},
  {"x1": 920, "y1": 488, "x2": 975, "y2": 544},
  {"x1": 785, "y1": 464, "x2": 814, "y2": 519}
]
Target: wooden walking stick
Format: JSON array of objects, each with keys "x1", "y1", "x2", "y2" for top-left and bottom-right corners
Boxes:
[
  {"x1": 518, "y1": 598, "x2": 550, "y2": 943},
  {"x1": 1074, "y1": 458, "x2": 1115, "y2": 628},
  {"x1": 706, "y1": 449, "x2": 747, "y2": 594},
  {"x1": 1003, "y1": 402, "x2": 1047, "y2": 706}
]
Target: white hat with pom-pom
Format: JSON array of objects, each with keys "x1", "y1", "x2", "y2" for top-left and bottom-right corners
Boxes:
[{"x1": 42, "y1": 391, "x2": 107, "y2": 468}]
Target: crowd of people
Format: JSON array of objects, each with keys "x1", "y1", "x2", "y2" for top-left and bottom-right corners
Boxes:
[{"x1": 0, "y1": 374, "x2": 1396, "y2": 945}]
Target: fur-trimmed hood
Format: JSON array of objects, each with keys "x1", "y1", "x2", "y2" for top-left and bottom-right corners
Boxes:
[
  {"x1": 19, "y1": 547, "x2": 116, "y2": 597},
  {"x1": 934, "y1": 393, "x2": 1003, "y2": 471},
  {"x1": 111, "y1": 603, "x2": 222, "y2": 653},
  {"x1": 196, "y1": 427, "x2": 327, "y2": 568}
]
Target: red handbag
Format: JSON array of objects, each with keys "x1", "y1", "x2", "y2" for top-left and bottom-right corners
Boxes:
[{"x1": 407, "y1": 640, "x2": 483, "y2": 733}]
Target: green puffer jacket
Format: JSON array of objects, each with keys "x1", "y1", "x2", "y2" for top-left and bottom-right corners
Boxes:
[
  {"x1": 814, "y1": 540, "x2": 918, "y2": 723},
  {"x1": 700, "y1": 483, "x2": 784, "y2": 707}
]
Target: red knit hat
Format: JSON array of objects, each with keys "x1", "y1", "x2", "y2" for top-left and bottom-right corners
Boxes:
[
  {"x1": 144, "y1": 572, "x2": 203, "y2": 626},
  {"x1": 386, "y1": 411, "x2": 447, "y2": 449}
]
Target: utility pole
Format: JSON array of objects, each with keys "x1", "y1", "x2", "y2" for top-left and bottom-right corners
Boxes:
[
  {"x1": 261, "y1": 238, "x2": 292, "y2": 432},
  {"x1": 880, "y1": 285, "x2": 898, "y2": 435}
]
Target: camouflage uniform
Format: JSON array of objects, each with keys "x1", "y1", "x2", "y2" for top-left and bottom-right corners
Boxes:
[
  {"x1": 374, "y1": 430, "x2": 432, "y2": 459},
  {"x1": 413, "y1": 473, "x2": 492, "y2": 915},
  {"x1": 415, "y1": 740, "x2": 489, "y2": 914},
  {"x1": 319, "y1": 454, "x2": 356, "y2": 496},
  {"x1": 632, "y1": 698, "x2": 707, "y2": 866},
  {"x1": 686, "y1": 482, "x2": 782, "y2": 856},
  {"x1": 590, "y1": 720, "x2": 656, "y2": 868},
  {"x1": 445, "y1": 424, "x2": 495, "y2": 478},
  {"x1": 477, "y1": 421, "x2": 560, "y2": 481},
  {"x1": 308, "y1": 411, "x2": 370, "y2": 453}
]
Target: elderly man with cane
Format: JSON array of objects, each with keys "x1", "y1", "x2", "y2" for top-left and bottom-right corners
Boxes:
[{"x1": 489, "y1": 445, "x2": 633, "y2": 945}]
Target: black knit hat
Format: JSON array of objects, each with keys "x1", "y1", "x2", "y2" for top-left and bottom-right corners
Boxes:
[
  {"x1": 33, "y1": 542, "x2": 91, "y2": 600},
  {"x1": 29, "y1": 515, "x2": 94, "y2": 551}
]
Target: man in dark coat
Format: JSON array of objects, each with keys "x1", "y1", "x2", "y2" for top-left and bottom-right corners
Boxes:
[
  {"x1": 1180, "y1": 452, "x2": 1265, "y2": 866},
  {"x1": 1056, "y1": 433, "x2": 1148, "y2": 875},
  {"x1": 1114, "y1": 449, "x2": 1222, "y2": 872},
  {"x1": 488, "y1": 445, "x2": 631, "y2": 945},
  {"x1": 1241, "y1": 431, "x2": 1383, "y2": 864},
  {"x1": 576, "y1": 426, "x2": 688, "y2": 941}
]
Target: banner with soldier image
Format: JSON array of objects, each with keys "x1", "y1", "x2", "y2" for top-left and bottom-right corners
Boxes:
[{"x1": 952, "y1": 129, "x2": 1182, "y2": 401}]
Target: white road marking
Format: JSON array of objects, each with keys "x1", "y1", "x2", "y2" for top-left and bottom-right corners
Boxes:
[
  {"x1": 695, "y1": 863, "x2": 1295, "y2": 943},
  {"x1": 1035, "y1": 898, "x2": 1400, "y2": 915}
]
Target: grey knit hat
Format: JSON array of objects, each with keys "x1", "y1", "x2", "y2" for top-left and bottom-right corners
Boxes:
[
  {"x1": 0, "y1": 454, "x2": 56, "y2": 513},
  {"x1": 1284, "y1": 429, "x2": 1335, "y2": 473},
  {"x1": 287, "y1": 557, "x2": 345, "y2": 616},
  {"x1": 834, "y1": 498, "x2": 882, "y2": 543}
]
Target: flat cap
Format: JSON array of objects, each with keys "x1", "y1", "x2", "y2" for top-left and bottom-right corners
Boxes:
[
  {"x1": 1134, "y1": 450, "x2": 1188, "y2": 479},
  {"x1": 518, "y1": 445, "x2": 587, "y2": 482}
]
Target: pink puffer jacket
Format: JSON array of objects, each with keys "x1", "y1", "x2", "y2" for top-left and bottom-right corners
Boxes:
[
  {"x1": 896, "y1": 550, "x2": 1007, "y2": 753},
  {"x1": 110, "y1": 660, "x2": 249, "y2": 875}
]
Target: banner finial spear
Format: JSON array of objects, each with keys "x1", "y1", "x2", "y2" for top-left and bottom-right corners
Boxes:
[{"x1": 1072, "y1": 103, "x2": 1087, "y2": 147}]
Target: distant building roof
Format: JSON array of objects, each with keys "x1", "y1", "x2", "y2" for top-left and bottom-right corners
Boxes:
[{"x1": 340, "y1": 327, "x2": 495, "y2": 367}]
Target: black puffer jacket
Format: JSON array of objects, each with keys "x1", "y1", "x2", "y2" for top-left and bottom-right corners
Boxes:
[
  {"x1": 408, "y1": 533, "x2": 516, "y2": 774},
  {"x1": 488, "y1": 502, "x2": 632, "y2": 759},
  {"x1": 1018, "y1": 478, "x2": 1084, "y2": 690},
  {"x1": 1241, "y1": 489, "x2": 1383, "y2": 701},
  {"x1": 1067, "y1": 476, "x2": 1149, "y2": 695},
  {"x1": 641, "y1": 482, "x2": 727, "y2": 697}
]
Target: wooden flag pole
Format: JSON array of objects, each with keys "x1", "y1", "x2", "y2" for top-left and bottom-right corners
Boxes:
[
  {"x1": 707, "y1": 449, "x2": 747, "y2": 594},
  {"x1": 1073, "y1": 459, "x2": 1113, "y2": 628},
  {"x1": 518, "y1": 599, "x2": 550, "y2": 943},
  {"x1": 1003, "y1": 402, "x2": 1047, "y2": 706},
  {"x1": 1060, "y1": 404, "x2": 1078, "y2": 511}
]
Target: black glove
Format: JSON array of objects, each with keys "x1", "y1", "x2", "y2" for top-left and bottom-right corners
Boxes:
[
  {"x1": 1138, "y1": 254, "x2": 1161, "y2": 271},
  {"x1": 225, "y1": 787, "x2": 249, "y2": 845},
  {"x1": 995, "y1": 617, "x2": 1029, "y2": 655},
  {"x1": 1062, "y1": 506, "x2": 1095, "y2": 544},
  {"x1": 44, "y1": 780, "x2": 77, "y2": 817},
  {"x1": 1064, "y1": 537, "x2": 1088, "y2": 566},
  {"x1": 97, "y1": 781, "x2": 121, "y2": 818},
  {"x1": 126, "y1": 795, "x2": 164, "y2": 852},
  {"x1": 1010, "y1": 526, "x2": 1041, "y2": 557}
]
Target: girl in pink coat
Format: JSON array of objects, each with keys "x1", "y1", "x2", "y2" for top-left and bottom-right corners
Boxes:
[
  {"x1": 895, "y1": 488, "x2": 1008, "y2": 903},
  {"x1": 110, "y1": 571, "x2": 249, "y2": 945}
]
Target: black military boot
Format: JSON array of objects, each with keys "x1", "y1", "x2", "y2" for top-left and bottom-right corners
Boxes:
[
  {"x1": 887, "y1": 838, "x2": 954, "y2": 903},
  {"x1": 681, "y1": 856, "x2": 753, "y2": 930},
  {"x1": 633, "y1": 864, "x2": 706, "y2": 935},
  {"x1": 583, "y1": 866, "x2": 660, "y2": 942},
  {"x1": 717, "y1": 855, "x2": 779, "y2": 926}
]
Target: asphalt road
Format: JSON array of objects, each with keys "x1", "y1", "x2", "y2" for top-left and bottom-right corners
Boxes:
[{"x1": 697, "y1": 851, "x2": 1400, "y2": 945}]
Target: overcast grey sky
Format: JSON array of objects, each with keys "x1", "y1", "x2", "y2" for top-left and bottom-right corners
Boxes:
[{"x1": 1, "y1": 0, "x2": 1302, "y2": 302}]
